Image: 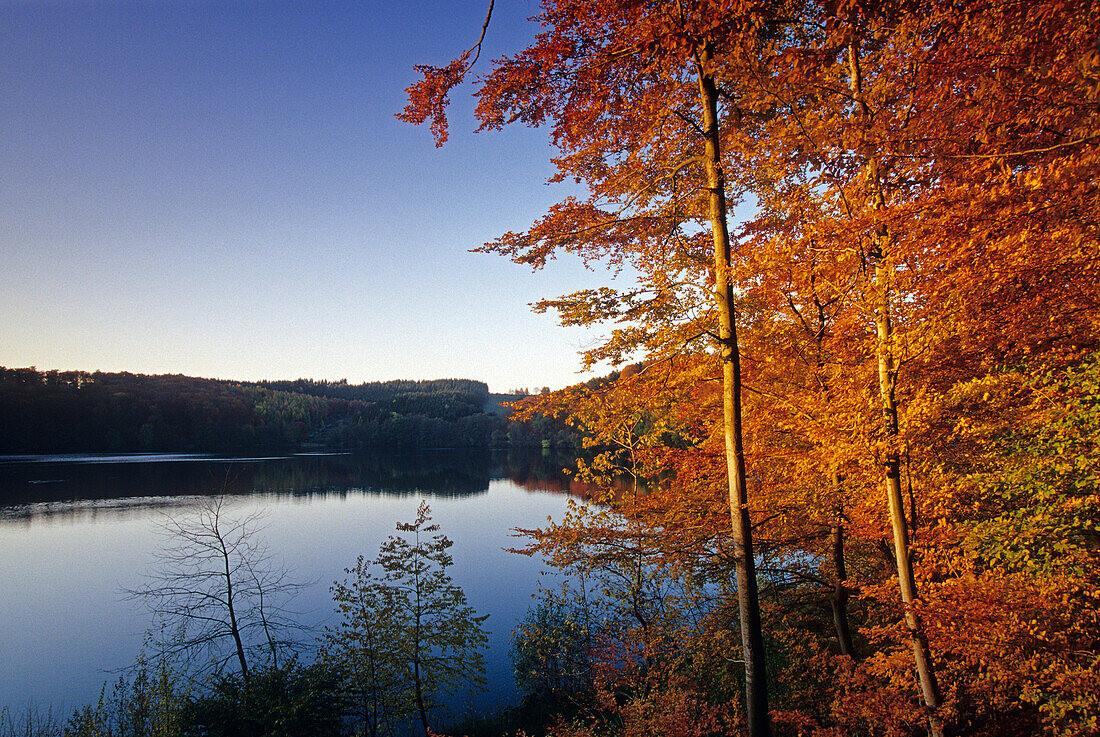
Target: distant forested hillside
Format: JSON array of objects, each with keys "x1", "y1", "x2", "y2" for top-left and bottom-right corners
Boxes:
[
  {"x1": 0, "y1": 368, "x2": 571, "y2": 453},
  {"x1": 258, "y1": 377, "x2": 489, "y2": 416}
]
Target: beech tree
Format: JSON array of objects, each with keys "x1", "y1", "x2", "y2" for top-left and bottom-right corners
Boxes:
[
  {"x1": 401, "y1": 4, "x2": 788, "y2": 732},
  {"x1": 728, "y1": 2, "x2": 1098, "y2": 731}
]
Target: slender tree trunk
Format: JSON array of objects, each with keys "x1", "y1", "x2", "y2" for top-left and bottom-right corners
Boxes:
[
  {"x1": 413, "y1": 564, "x2": 430, "y2": 737},
  {"x1": 222, "y1": 546, "x2": 250, "y2": 682},
  {"x1": 367, "y1": 681, "x2": 379, "y2": 737},
  {"x1": 818, "y1": 294, "x2": 857, "y2": 659},
  {"x1": 697, "y1": 42, "x2": 772, "y2": 737},
  {"x1": 207, "y1": 505, "x2": 250, "y2": 682},
  {"x1": 253, "y1": 570, "x2": 278, "y2": 669},
  {"x1": 828, "y1": 515, "x2": 857, "y2": 660},
  {"x1": 875, "y1": 268, "x2": 945, "y2": 736},
  {"x1": 414, "y1": 654, "x2": 429, "y2": 737},
  {"x1": 848, "y1": 39, "x2": 945, "y2": 737}
]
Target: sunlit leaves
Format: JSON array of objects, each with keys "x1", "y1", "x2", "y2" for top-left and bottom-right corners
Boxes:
[{"x1": 402, "y1": 0, "x2": 1100, "y2": 733}]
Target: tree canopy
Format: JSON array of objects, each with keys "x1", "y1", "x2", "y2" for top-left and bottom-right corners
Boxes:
[{"x1": 403, "y1": 0, "x2": 1100, "y2": 734}]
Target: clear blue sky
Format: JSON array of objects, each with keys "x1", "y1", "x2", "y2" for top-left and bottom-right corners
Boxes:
[{"x1": 0, "y1": 0, "x2": 620, "y2": 392}]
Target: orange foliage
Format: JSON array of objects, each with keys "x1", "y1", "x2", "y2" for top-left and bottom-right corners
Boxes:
[{"x1": 405, "y1": 0, "x2": 1100, "y2": 734}]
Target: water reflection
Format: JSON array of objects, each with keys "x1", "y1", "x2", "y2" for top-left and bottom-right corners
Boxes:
[{"x1": 0, "y1": 449, "x2": 582, "y2": 521}]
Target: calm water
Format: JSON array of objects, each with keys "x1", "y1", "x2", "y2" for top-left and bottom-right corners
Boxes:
[{"x1": 0, "y1": 450, "x2": 582, "y2": 719}]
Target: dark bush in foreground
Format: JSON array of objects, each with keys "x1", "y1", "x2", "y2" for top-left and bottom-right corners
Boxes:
[{"x1": 181, "y1": 662, "x2": 344, "y2": 737}]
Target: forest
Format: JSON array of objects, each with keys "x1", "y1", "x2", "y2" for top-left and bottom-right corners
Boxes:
[
  {"x1": 0, "y1": 369, "x2": 566, "y2": 453},
  {"x1": 395, "y1": 0, "x2": 1100, "y2": 735}
]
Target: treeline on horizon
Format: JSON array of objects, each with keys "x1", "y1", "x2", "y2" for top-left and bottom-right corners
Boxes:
[{"x1": 0, "y1": 368, "x2": 576, "y2": 454}]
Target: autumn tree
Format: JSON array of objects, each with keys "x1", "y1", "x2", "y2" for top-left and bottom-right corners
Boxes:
[
  {"x1": 735, "y1": 2, "x2": 1099, "y2": 731},
  {"x1": 401, "y1": 4, "x2": 795, "y2": 731}
]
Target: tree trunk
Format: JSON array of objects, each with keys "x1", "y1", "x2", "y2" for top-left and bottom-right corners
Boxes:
[
  {"x1": 222, "y1": 546, "x2": 250, "y2": 682},
  {"x1": 875, "y1": 257, "x2": 945, "y2": 737},
  {"x1": 413, "y1": 654, "x2": 429, "y2": 737},
  {"x1": 413, "y1": 572, "x2": 430, "y2": 737},
  {"x1": 828, "y1": 517, "x2": 857, "y2": 660},
  {"x1": 849, "y1": 38, "x2": 945, "y2": 737},
  {"x1": 697, "y1": 42, "x2": 772, "y2": 737}
]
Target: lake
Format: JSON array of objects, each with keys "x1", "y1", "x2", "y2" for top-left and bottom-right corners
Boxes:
[{"x1": 0, "y1": 450, "x2": 584, "y2": 722}]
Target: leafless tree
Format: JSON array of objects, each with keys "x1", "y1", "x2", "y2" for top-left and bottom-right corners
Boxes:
[{"x1": 127, "y1": 497, "x2": 306, "y2": 681}]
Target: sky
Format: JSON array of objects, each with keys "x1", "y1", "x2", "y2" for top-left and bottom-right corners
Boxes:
[{"x1": 0, "y1": 0, "x2": 626, "y2": 393}]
